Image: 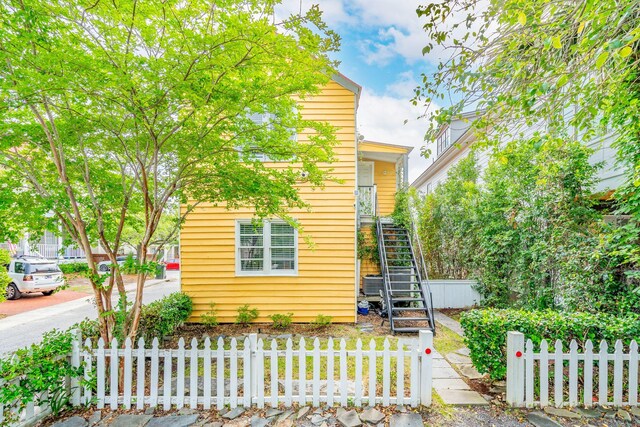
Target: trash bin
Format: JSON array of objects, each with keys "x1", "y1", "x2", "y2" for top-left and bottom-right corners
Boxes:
[
  {"x1": 155, "y1": 263, "x2": 166, "y2": 280},
  {"x1": 357, "y1": 300, "x2": 370, "y2": 315}
]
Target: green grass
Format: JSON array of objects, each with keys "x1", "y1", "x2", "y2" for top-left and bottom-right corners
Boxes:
[{"x1": 433, "y1": 321, "x2": 465, "y2": 356}]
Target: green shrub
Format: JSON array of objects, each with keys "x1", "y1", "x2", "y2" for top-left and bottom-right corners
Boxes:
[
  {"x1": 58, "y1": 262, "x2": 89, "y2": 275},
  {"x1": 137, "y1": 292, "x2": 193, "y2": 341},
  {"x1": 0, "y1": 249, "x2": 10, "y2": 303},
  {"x1": 236, "y1": 305, "x2": 259, "y2": 326},
  {"x1": 201, "y1": 302, "x2": 219, "y2": 327},
  {"x1": 74, "y1": 292, "x2": 192, "y2": 343},
  {"x1": 0, "y1": 329, "x2": 82, "y2": 419},
  {"x1": 461, "y1": 309, "x2": 640, "y2": 381},
  {"x1": 269, "y1": 313, "x2": 293, "y2": 329},
  {"x1": 391, "y1": 186, "x2": 412, "y2": 230},
  {"x1": 311, "y1": 314, "x2": 333, "y2": 327},
  {"x1": 74, "y1": 318, "x2": 101, "y2": 341}
]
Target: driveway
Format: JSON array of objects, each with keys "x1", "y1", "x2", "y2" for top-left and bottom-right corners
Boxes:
[
  {"x1": 0, "y1": 271, "x2": 180, "y2": 355},
  {"x1": 0, "y1": 289, "x2": 91, "y2": 317}
]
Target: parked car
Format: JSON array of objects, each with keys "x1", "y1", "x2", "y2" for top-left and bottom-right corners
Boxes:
[
  {"x1": 5, "y1": 256, "x2": 64, "y2": 300},
  {"x1": 165, "y1": 259, "x2": 180, "y2": 270},
  {"x1": 57, "y1": 256, "x2": 88, "y2": 264},
  {"x1": 97, "y1": 255, "x2": 137, "y2": 272}
]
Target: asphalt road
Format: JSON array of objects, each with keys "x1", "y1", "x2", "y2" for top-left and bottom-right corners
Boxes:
[{"x1": 0, "y1": 272, "x2": 180, "y2": 355}]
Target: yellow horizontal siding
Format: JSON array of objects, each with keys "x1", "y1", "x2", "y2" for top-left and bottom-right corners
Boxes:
[
  {"x1": 358, "y1": 225, "x2": 380, "y2": 288},
  {"x1": 181, "y1": 80, "x2": 357, "y2": 323}
]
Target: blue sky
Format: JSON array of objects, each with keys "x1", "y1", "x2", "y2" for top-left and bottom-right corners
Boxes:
[{"x1": 280, "y1": 0, "x2": 445, "y2": 181}]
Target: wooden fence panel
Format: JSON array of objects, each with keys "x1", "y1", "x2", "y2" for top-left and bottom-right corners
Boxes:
[
  {"x1": 1, "y1": 330, "x2": 435, "y2": 426},
  {"x1": 507, "y1": 332, "x2": 640, "y2": 408}
]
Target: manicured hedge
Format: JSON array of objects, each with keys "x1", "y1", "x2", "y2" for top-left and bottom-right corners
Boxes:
[
  {"x1": 58, "y1": 262, "x2": 89, "y2": 274},
  {"x1": 460, "y1": 309, "x2": 640, "y2": 381}
]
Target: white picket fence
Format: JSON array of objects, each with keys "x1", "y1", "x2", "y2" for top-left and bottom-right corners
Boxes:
[
  {"x1": 85, "y1": 331, "x2": 433, "y2": 410},
  {"x1": 506, "y1": 331, "x2": 640, "y2": 408},
  {"x1": 0, "y1": 379, "x2": 53, "y2": 427},
  {"x1": 1, "y1": 330, "x2": 434, "y2": 426}
]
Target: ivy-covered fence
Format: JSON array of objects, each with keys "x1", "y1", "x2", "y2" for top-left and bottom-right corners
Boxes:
[
  {"x1": 0, "y1": 330, "x2": 83, "y2": 427},
  {"x1": 0, "y1": 292, "x2": 193, "y2": 426}
]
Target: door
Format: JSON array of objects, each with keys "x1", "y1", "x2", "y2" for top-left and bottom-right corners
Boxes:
[
  {"x1": 358, "y1": 162, "x2": 375, "y2": 216},
  {"x1": 358, "y1": 162, "x2": 374, "y2": 186}
]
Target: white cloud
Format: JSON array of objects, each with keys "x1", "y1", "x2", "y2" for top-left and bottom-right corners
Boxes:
[
  {"x1": 278, "y1": 0, "x2": 490, "y2": 66},
  {"x1": 357, "y1": 72, "x2": 438, "y2": 182}
]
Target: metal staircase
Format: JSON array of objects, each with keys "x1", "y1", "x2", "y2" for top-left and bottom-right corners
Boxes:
[{"x1": 376, "y1": 217, "x2": 435, "y2": 334}]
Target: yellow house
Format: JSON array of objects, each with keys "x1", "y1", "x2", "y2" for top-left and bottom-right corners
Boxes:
[{"x1": 180, "y1": 74, "x2": 413, "y2": 323}]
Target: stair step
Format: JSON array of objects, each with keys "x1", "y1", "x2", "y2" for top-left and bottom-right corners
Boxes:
[
  {"x1": 392, "y1": 307, "x2": 429, "y2": 312},
  {"x1": 392, "y1": 327, "x2": 433, "y2": 333},
  {"x1": 391, "y1": 297, "x2": 424, "y2": 302},
  {"x1": 392, "y1": 317, "x2": 430, "y2": 322}
]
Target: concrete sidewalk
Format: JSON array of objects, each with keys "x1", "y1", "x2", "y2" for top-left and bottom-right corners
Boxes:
[
  {"x1": 0, "y1": 272, "x2": 180, "y2": 355},
  {"x1": 0, "y1": 276, "x2": 171, "y2": 331}
]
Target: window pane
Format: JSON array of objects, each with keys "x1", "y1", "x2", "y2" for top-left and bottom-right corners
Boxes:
[
  {"x1": 240, "y1": 223, "x2": 263, "y2": 235},
  {"x1": 240, "y1": 248, "x2": 264, "y2": 259},
  {"x1": 271, "y1": 235, "x2": 294, "y2": 246},
  {"x1": 240, "y1": 235, "x2": 263, "y2": 247},
  {"x1": 270, "y1": 223, "x2": 294, "y2": 247},
  {"x1": 272, "y1": 248, "x2": 295, "y2": 259},
  {"x1": 271, "y1": 260, "x2": 295, "y2": 270},
  {"x1": 270, "y1": 223, "x2": 294, "y2": 235},
  {"x1": 240, "y1": 247, "x2": 264, "y2": 272},
  {"x1": 241, "y1": 259, "x2": 264, "y2": 271}
]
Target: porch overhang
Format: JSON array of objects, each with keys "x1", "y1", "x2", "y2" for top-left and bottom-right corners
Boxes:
[{"x1": 358, "y1": 140, "x2": 413, "y2": 163}]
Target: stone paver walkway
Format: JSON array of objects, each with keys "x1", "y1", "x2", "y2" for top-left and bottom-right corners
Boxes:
[
  {"x1": 431, "y1": 310, "x2": 488, "y2": 406},
  {"x1": 433, "y1": 310, "x2": 464, "y2": 337}
]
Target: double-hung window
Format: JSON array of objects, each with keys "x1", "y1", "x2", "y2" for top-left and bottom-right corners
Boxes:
[
  {"x1": 236, "y1": 220, "x2": 297, "y2": 276},
  {"x1": 238, "y1": 112, "x2": 298, "y2": 162}
]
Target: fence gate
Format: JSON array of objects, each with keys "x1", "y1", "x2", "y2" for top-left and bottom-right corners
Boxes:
[{"x1": 506, "y1": 331, "x2": 640, "y2": 408}]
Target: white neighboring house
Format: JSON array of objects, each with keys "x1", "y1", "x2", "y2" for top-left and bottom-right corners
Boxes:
[
  {"x1": 1, "y1": 230, "x2": 86, "y2": 260},
  {"x1": 411, "y1": 110, "x2": 626, "y2": 195}
]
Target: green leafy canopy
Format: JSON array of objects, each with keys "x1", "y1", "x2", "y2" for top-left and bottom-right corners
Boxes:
[{"x1": 0, "y1": 0, "x2": 339, "y2": 342}]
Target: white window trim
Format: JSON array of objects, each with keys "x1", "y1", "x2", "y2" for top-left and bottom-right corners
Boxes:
[{"x1": 235, "y1": 219, "x2": 299, "y2": 277}]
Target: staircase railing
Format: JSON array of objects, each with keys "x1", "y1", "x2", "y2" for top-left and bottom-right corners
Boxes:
[{"x1": 407, "y1": 197, "x2": 436, "y2": 332}]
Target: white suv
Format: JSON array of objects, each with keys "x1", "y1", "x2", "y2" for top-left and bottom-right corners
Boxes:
[{"x1": 5, "y1": 257, "x2": 64, "y2": 300}]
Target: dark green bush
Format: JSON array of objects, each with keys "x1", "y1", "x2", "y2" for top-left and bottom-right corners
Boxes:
[
  {"x1": 460, "y1": 309, "x2": 640, "y2": 381},
  {"x1": 137, "y1": 292, "x2": 193, "y2": 341},
  {"x1": 76, "y1": 292, "x2": 193, "y2": 343},
  {"x1": 58, "y1": 262, "x2": 89, "y2": 275}
]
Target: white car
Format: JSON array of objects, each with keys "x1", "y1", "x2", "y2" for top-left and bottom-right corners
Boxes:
[{"x1": 5, "y1": 256, "x2": 64, "y2": 300}]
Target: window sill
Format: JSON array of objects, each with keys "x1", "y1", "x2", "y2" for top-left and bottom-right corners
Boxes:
[{"x1": 235, "y1": 271, "x2": 298, "y2": 277}]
